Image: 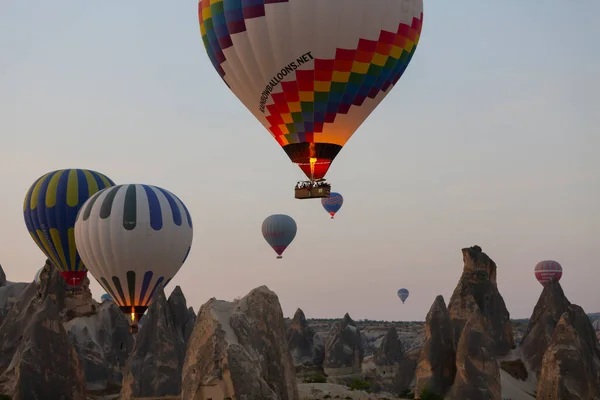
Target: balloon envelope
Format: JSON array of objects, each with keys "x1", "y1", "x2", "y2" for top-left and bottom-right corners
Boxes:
[
  {"x1": 23, "y1": 169, "x2": 115, "y2": 287},
  {"x1": 397, "y1": 288, "x2": 409, "y2": 303},
  {"x1": 198, "y1": 0, "x2": 423, "y2": 180},
  {"x1": 321, "y1": 192, "x2": 343, "y2": 218},
  {"x1": 534, "y1": 260, "x2": 562, "y2": 286},
  {"x1": 34, "y1": 267, "x2": 44, "y2": 284},
  {"x1": 74, "y1": 184, "x2": 193, "y2": 324},
  {"x1": 262, "y1": 214, "x2": 297, "y2": 258}
]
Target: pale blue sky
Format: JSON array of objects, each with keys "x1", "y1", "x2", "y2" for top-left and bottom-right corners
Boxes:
[{"x1": 1, "y1": 1, "x2": 598, "y2": 321}]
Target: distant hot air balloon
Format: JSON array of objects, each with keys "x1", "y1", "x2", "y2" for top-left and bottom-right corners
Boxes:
[
  {"x1": 101, "y1": 293, "x2": 113, "y2": 302},
  {"x1": 397, "y1": 288, "x2": 409, "y2": 304},
  {"x1": 74, "y1": 184, "x2": 193, "y2": 333},
  {"x1": 23, "y1": 169, "x2": 115, "y2": 287},
  {"x1": 321, "y1": 192, "x2": 343, "y2": 219},
  {"x1": 34, "y1": 267, "x2": 44, "y2": 284},
  {"x1": 534, "y1": 260, "x2": 563, "y2": 286},
  {"x1": 197, "y1": 0, "x2": 423, "y2": 188},
  {"x1": 262, "y1": 214, "x2": 297, "y2": 259}
]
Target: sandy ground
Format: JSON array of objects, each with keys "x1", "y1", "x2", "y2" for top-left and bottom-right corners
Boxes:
[{"x1": 298, "y1": 382, "x2": 406, "y2": 400}]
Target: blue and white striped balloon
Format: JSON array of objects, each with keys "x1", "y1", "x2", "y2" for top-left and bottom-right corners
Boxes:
[
  {"x1": 397, "y1": 288, "x2": 409, "y2": 304},
  {"x1": 74, "y1": 184, "x2": 193, "y2": 323},
  {"x1": 321, "y1": 192, "x2": 343, "y2": 219}
]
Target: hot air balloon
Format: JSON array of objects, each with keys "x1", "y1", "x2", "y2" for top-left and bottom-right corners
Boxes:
[
  {"x1": 74, "y1": 184, "x2": 193, "y2": 333},
  {"x1": 321, "y1": 192, "x2": 344, "y2": 219},
  {"x1": 101, "y1": 293, "x2": 113, "y2": 302},
  {"x1": 23, "y1": 169, "x2": 115, "y2": 288},
  {"x1": 34, "y1": 267, "x2": 44, "y2": 284},
  {"x1": 397, "y1": 288, "x2": 409, "y2": 304},
  {"x1": 197, "y1": 0, "x2": 423, "y2": 199},
  {"x1": 534, "y1": 260, "x2": 563, "y2": 286},
  {"x1": 262, "y1": 214, "x2": 297, "y2": 259}
]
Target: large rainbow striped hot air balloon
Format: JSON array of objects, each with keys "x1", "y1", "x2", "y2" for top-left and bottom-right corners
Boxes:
[
  {"x1": 23, "y1": 169, "x2": 115, "y2": 287},
  {"x1": 197, "y1": 0, "x2": 423, "y2": 187}
]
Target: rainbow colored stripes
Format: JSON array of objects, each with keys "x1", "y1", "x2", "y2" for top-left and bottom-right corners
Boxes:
[
  {"x1": 267, "y1": 17, "x2": 423, "y2": 146},
  {"x1": 199, "y1": 0, "x2": 291, "y2": 80},
  {"x1": 199, "y1": 0, "x2": 423, "y2": 147},
  {"x1": 23, "y1": 169, "x2": 115, "y2": 272}
]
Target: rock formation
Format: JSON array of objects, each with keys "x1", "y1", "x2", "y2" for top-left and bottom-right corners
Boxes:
[
  {"x1": 374, "y1": 327, "x2": 405, "y2": 366},
  {"x1": 0, "y1": 263, "x2": 86, "y2": 399},
  {"x1": 181, "y1": 285, "x2": 298, "y2": 400},
  {"x1": 287, "y1": 308, "x2": 324, "y2": 368},
  {"x1": 0, "y1": 264, "x2": 6, "y2": 287},
  {"x1": 66, "y1": 301, "x2": 134, "y2": 392},
  {"x1": 536, "y1": 304, "x2": 600, "y2": 400},
  {"x1": 414, "y1": 295, "x2": 455, "y2": 398},
  {"x1": 168, "y1": 285, "x2": 196, "y2": 345},
  {"x1": 446, "y1": 312, "x2": 501, "y2": 400},
  {"x1": 448, "y1": 245, "x2": 514, "y2": 356},
  {"x1": 0, "y1": 270, "x2": 28, "y2": 325},
  {"x1": 520, "y1": 279, "x2": 571, "y2": 375},
  {"x1": 63, "y1": 274, "x2": 99, "y2": 320},
  {"x1": 393, "y1": 347, "x2": 420, "y2": 393},
  {"x1": 323, "y1": 313, "x2": 364, "y2": 377},
  {"x1": 121, "y1": 287, "x2": 185, "y2": 400}
]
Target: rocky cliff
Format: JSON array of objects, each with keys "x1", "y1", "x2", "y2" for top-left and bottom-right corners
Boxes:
[
  {"x1": 536, "y1": 304, "x2": 600, "y2": 399},
  {"x1": 121, "y1": 286, "x2": 186, "y2": 399},
  {"x1": 0, "y1": 262, "x2": 86, "y2": 399},
  {"x1": 414, "y1": 295, "x2": 455, "y2": 398},
  {"x1": 520, "y1": 279, "x2": 571, "y2": 376},
  {"x1": 182, "y1": 285, "x2": 299, "y2": 400},
  {"x1": 287, "y1": 308, "x2": 324, "y2": 368},
  {"x1": 447, "y1": 246, "x2": 514, "y2": 356},
  {"x1": 446, "y1": 311, "x2": 501, "y2": 400},
  {"x1": 66, "y1": 301, "x2": 134, "y2": 393},
  {"x1": 323, "y1": 313, "x2": 364, "y2": 377}
]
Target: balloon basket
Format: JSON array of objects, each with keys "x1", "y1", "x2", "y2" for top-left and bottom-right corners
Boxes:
[
  {"x1": 294, "y1": 182, "x2": 331, "y2": 199},
  {"x1": 276, "y1": 255, "x2": 283, "y2": 259},
  {"x1": 129, "y1": 324, "x2": 139, "y2": 335}
]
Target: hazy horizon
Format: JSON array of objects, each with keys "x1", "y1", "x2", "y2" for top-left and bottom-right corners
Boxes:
[{"x1": 2, "y1": 0, "x2": 598, "y2": 322}]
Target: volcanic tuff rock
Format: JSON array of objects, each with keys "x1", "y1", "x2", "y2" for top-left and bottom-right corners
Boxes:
[
  {"x1": 63, "y1": 274, "x2": 100, "y2": 320},
  {"x1": 448, "y1": 245, "x2": 514, "y2": 356},
  {"x1": 0, "y1": 264, "x2": 5, "y2": 287},
  {"x1": 0, "y1": 264, "x2": 86, "y2": 399},
  {"x1": 182, "y1": 285, "x2": 298, "y2": 400},
  {"x1": 168, "y1": 285, "x2": 196, "y2": 346},
  {"x1": 66, "y1": 301, "x2": 134, "y2": 392},
  {"x1": 414, "y1": 295, "x2": 455, "y2": 399},
  {"x1": 388, "y1": 347, "x2": 418, "y2": 393},
  {"x1": 536, "y1": 304, "x2": 600, "y2": 400},
  {"x1": 323, "y1": 313, "x2": 364, "y2": 374},
  {"x1": 374, "y1": 327, "x2": 405, "y2": 366},
  {"x1": 446, "y1": 311, "x2": 501, "y2": 400},
  {"x1": 287, "y1": 308, "x2": 325, "y2": 366},
  {"x1": 520, "y1": 279, "x2": 571, "y2": 375},
  {"x1": 0, "y1": 280, "x2": 28, "y2": 325},
  {"x1": 121, "y1": 286, "x2": 186, "y2": 400}
]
